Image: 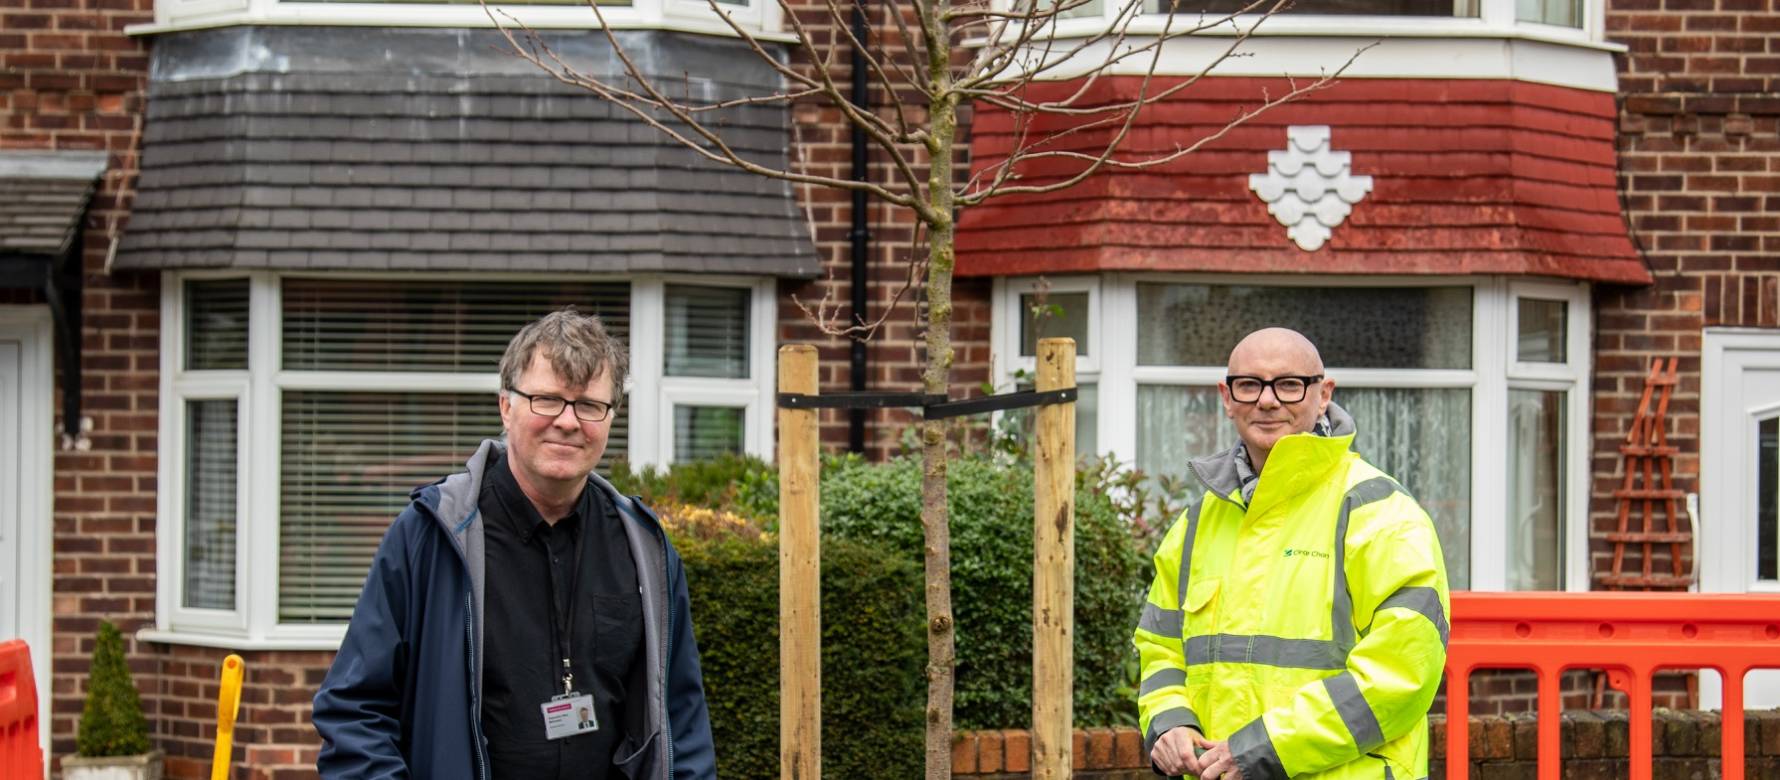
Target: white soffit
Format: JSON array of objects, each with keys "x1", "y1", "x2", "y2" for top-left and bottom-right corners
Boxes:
[{"x1": 1014, "y1": 35, "x2": 1619, "y2": 93}]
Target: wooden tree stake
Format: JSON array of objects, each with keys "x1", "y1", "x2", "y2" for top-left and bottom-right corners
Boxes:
[
  {"x1": 1033, "y1": 338, "x2": 1076, "y2": 780},
  {"x1": 778, "y1": 345, "x2": 820, "y2": 780}
]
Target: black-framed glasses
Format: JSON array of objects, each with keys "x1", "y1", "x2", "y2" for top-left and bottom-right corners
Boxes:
[
  {"x1": 1225, "y1": 375, "x2": 1323, "y2": 404},
  {"x1": 506, "y1": 387, "x2": 618, "y2": 422}
]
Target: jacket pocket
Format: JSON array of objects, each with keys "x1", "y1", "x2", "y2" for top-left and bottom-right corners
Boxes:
[
  {"x1": 612, "y1": 730, "x2": 659, "y2": 780},
  {"x1": 1184, "y1": 577, "x2": 1220, "y2": 626}
]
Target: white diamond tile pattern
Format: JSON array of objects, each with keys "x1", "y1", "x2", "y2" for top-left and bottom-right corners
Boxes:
[{"x1": 1248, "y1": 125, "x2": 1373, "y2": 252}]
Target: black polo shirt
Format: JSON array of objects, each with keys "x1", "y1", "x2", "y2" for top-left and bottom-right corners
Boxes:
[{"x1": 478, "y1": 451, "x2": 643, "y2": 779}]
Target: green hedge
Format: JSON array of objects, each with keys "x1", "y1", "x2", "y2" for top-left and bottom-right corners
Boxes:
[
  {"x1": 676, "y1": 532, "x2": 925, "y2": 779},
  {"x1": 815, "y1": 454, "x2": 1146, "y2": 729},
  {"x1": 628, "y1": 451, "x2": 1152, "y2": 734}
]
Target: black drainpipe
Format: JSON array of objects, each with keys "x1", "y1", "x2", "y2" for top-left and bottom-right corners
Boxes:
[{"x1": 847, "y1": 0, "x2": 871, "y2": 454}]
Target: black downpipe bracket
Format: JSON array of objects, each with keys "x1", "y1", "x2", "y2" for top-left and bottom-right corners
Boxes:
[{"x1": 847, "y1": 0, "x2": 871, "y2": 453}]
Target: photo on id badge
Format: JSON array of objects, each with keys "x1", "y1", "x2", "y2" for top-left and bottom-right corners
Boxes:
[{"x1": 542, "y1": 692, "x2": 598, "y2": 739}]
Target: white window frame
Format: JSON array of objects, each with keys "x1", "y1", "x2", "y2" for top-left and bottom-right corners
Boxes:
[
  {"x1": 135, "y1": 0, "x2": 789, "y2": 43},
  {"x1": 148, "y1": 270, "x2": 777, "y2": 649},
  {"x1": 994, "y1": 272, "x2": 1592, "y2": 592}
]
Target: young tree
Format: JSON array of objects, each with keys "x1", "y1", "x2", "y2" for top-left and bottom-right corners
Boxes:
[{"x1": 491, "y1": 0, "x2": 1358, "y2": 774}]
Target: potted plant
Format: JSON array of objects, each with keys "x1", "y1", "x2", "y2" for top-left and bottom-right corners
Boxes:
[{"x1": 62, "y1": 621, "x2": 162, "y2": 780}]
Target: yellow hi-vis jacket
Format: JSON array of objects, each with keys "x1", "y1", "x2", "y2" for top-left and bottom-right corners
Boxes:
[{"x1": 1135, "y1": 402, "x2": 1450, "y2": 780}]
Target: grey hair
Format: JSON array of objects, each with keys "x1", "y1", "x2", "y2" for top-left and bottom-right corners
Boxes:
[{"x1": 498, "y1": 307, "x2": 628, "y2": 400}]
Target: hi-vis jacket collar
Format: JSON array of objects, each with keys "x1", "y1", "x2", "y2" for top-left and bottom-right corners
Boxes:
[{"x1": 1188, "y1": 400, "x2": 1357, "y2": 509}]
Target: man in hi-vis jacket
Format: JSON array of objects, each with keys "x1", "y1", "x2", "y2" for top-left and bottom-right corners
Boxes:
[{"x1": 1135, "y1": 328, "x2": 1450, "y2": 780}]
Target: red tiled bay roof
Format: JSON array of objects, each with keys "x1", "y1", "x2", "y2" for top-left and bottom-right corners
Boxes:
[{"x1": 956, "y1": 77, "x2": 1652, "y2": 284}]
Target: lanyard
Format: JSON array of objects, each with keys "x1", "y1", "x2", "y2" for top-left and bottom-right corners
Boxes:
[{"x1": 543, "y1": 516, "x2": 586, "y2": 697}]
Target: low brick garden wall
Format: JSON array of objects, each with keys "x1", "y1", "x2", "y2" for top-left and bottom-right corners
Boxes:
[{"x1": 954, "y1": 709, "x2": 1780, "y2": 778}]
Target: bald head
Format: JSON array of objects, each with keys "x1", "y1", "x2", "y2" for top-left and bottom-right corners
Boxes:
[
  {"x1": 1227, "y1": 327, "x2": 1324, "y2": 376},
  {"x1": 1218, "y1": 327, "x2": 1334, "y2": 472}
]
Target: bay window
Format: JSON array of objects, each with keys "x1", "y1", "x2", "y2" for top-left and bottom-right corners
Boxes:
[
  {"x1": 154, "y1": 272, "x2": 774, "y2": 645},
  {"x1": 995, "y1": 274, "x2": 1590, "y2": 592}
]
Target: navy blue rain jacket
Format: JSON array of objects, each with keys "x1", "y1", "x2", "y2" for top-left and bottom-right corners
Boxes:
[{"x1": 313, "y1": 440, "x2": 717, "y2": 780}]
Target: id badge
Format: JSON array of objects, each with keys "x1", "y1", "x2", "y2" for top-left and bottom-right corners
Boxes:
[{"x1": 541, "y1": 692, "x2": 598, "y2": 740}]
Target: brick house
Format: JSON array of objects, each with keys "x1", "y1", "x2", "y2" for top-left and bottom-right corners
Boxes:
[{"x1": 0, "y1": 0, "x2": 1774, "y2": 772}]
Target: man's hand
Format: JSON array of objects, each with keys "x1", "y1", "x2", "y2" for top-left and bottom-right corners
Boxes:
[
  {"x1": 1150, "y1": 727, "x2": 1205, "y2": 777},
  {"x1": 1194, "y1": 738, "x2": 1244, "y2": 780}
]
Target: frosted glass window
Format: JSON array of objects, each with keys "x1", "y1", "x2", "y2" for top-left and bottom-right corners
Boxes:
[
  {"x1": 186, "y1": 279, "x2": 250, "y2": 371},
  {"x1": 666, "y1": 286, "x2": 750, "y2": 379},
  {"x1": 1151, "y1": 0, "x2": 1476, "y2": 16},
  {"x1": 1507, "y1": 390, "x2": 1564, "y2": 590},
  {"x1": 1517, "y1": 299, "x2": 1568, "y2": 363},
  {"x1": 1003, "y1": 381, "x2": 1099, "y2": 459},
  {"x1": 184, "y1": 400, "x2": 238, "y2": 610},
  {"x1": 1135, "y1": 384, "x2": 1472, "y2": 588},
  {"x1": 675, "y1": 406, "x2": 745, "y2": 462},
  {"x1": 1136, "y1": 284, "x2": 1472, "y2": 369},
  {"x1": 1020, "y1": 292, "x2": 1090, "y2": 357}
]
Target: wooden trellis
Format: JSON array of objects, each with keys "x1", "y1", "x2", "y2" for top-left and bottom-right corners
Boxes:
[{"x1": 1597, "y1": 356, "x2": 1691, "y2": 590}]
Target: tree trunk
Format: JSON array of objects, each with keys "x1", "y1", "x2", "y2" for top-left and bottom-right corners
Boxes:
[{"x1": 921, "y1": 33, "x2": 960, "y2": 780}]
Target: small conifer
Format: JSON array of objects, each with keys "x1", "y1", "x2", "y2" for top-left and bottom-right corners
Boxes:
[{"x1": 76, "y1": 621, "x2": 151, "y2": 757}]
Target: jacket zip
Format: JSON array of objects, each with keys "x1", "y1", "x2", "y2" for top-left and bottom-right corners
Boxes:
[{"x1": 466, "y1": 590, "x2": 489, "y2": 780}]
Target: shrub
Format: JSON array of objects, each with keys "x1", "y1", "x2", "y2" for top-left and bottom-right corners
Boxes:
[
  {"x1": 816, "y1": 454, "x2": 1147, "y2": 728},
  {"x1": 77, "y1": 621, "x2": 151, "y2": 758},
  {"x1": 646, "y1": 451, "x2": 1152, "y2": 730},
  {"x1": 665, "y1": 513, "x2": 925, "y2": 779}
]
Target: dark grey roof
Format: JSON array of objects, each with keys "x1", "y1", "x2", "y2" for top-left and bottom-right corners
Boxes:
[
  {"x1": 116, "y1": 27, "x2": 817, "y2": 277},
  {"x1": 0, "y1": 151, "x2": 109, "y2": 256}
]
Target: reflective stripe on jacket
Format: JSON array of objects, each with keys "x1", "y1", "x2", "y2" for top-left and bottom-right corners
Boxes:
[{"x1": 1134, "y1": 402, "x2": 1450, "y2": 779}]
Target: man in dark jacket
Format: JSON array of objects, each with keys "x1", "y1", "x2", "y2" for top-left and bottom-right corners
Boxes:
[{"x1": 313, "y1": 308, "x2": 716, "y2": 780}]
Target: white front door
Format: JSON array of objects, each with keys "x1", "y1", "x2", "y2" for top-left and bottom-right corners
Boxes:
[
  {"x1": 0, "y1": 307, "x2": 51, "y2": 771},
  {"x1": 1700, "y1": 328, "x2": 1780, "y2": 710}
]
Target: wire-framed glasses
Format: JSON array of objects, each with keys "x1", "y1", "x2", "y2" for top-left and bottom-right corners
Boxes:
[{"x1": 506, "y1": 387, "x2": 618, "y2": 422}]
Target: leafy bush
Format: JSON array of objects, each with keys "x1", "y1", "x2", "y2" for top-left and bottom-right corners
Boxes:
[
  {"x1": 607, "y1": 454, "x2": 777, "y2": 522},
  {"x1": 668, "y1": 519, "x2": 925, "y2": 779},
  {"x1": 643, "y1": 450, "x2": 1155, "y2": 731},
  {"x1": 77, "y1": 621, "x2": 151, "y2": 757}
]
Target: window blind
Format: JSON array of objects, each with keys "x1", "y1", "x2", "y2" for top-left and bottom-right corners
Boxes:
[
  {"x1": 282, "y1": 279, "x2": 631, "y2": 374},
  {"x1": 186, "y1": 279, "x2": 250, "y2": 370},
  {"x1": 664, "y1": 285, "x2": 749, "y2": 379},
  {"x1": 184, "y1": 399, "x2": 237, "y2": 610}
]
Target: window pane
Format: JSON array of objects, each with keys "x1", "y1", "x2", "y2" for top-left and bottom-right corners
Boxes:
[
  {"x1": 1344, "y1": 387, "x2": 1472, "y2": 589},
  {"x1": 1516, "y1": 298, "x2": 1568, "y2": 363},
  {"x1": 186, "y1": 279, "x2": 250, "y2": 371},
  {"x1": 665, "y1": 286, "x2": 750, "y2": 379},
  {"x1": 184, "y1": 399, "x2": 237, "y2": 610},
  {"x1": 301, "y1": 0, "x2": 630, "y2": 5},
  {"x1": 1135, "y1": 385, "x2": 1237, "y2": 492},
  {"x1": 1507, "y1": 390, "x2": 1564, "y2": 590},
  {"x1": 1020, "y1": 292, "x2": 1090, "y2": 358},
  {"x1": 1002, "y1": 381, "x2": 1099, "y2": 459},
  {"x1": 675, "y1": 406, "x2": 745, "y2": 462},
  {"x1": 1760, "y1": 416, "x2": 1777, "y2": 582},
  {"x1": 277, "y1": 391, "x2": 631, "y2": 623},
  {"x1": 1152, "y1": 0, "x2": 1476, "y2": 17},
  {"x1": 1516, "y1": 0, "x2": 1581, "y2": 26},
  {"x1": 1136, "y1": 284, "x2": 1472, "y2": 369},
  {"x1": 283, "y1": 279, "x2": 629, "y2": 374}
]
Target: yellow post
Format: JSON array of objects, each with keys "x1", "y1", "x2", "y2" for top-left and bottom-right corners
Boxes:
[
  {"x1": 210, "y1": 654, "x2": 244, "y2": 780},
  {"x1": 1033, "y1": 338, "x2": 1076, "y2": 780},
  {"x1": 778, "y1": 345, "x2": 820, "y2": 780}
]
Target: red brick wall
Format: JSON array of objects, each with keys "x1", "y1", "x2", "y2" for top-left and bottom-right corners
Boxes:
[
  {"x1": 2, "y1": 0, "x2": 164, "y2": 768},
  {"x1": 774, "y1": 13, "x2": 994, "y2": 459},
  {"x1": 1594, "y1": 0, "x2": 1780, "y2": 589}
]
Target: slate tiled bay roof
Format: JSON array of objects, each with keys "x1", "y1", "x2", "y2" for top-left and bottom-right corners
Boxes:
[
  {"x1": 116, "y1": 27, "x2": 817, "y2": 277},
  {"x1": 957, "y1": 77, "x2": 1652, "y2": 285},
  {"x1": 0, "y1": 151, "x2": 109, "y2": 257}
]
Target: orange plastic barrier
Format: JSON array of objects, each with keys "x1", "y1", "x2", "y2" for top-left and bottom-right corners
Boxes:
[
  {"x1": 1445, "y1": 592, "x2": 1780, "y2": 780},
  {"x1": 0, "y1": 639, "x2": 44, "y2": 780}
]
